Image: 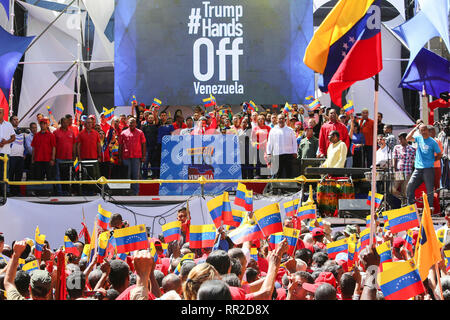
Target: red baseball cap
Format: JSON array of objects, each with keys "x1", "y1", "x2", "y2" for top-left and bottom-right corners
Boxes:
[
  {"x1": 393, "y1": 237, "x2": 405, "y2": 249},
  {"x1": 315, "y1": 271, "x2": 337, "y2": 288},
  {"x1": 312, "y1": 228, "x2": 324, "y2": 237}
]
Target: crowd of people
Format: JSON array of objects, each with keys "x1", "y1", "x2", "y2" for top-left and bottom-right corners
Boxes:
[
  {"x1": 1, "y1": 205, "x2": 449, "y2": 301},
  {"x1": 0, "y1": 101, "x2": 447, "y2": 203}
]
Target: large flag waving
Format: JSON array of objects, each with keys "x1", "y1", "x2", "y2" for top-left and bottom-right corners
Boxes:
[
  {"x1": 303, "y1": 0, "x2": 382, "y2": 107},
  {"x1": 414, "y1": 193, "x2": 443, "y2": 281}
]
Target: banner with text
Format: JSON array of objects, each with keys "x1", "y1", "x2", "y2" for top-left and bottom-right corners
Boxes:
[
  {"x1": 115, "y1": 0, "x2": 314, "y2": 106},
  {"x1": 159, "y1": 134, "x2": 241, "y2": 195}
]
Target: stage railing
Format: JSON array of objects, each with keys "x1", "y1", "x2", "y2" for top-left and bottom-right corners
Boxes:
[{"x1": 0, "y1": 155, "x2": 325, "y2": 198}]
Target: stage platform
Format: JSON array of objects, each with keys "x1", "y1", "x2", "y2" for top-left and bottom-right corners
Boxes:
[{"x1": 5, "y1": 196, "x2": 446, "y2": 227}]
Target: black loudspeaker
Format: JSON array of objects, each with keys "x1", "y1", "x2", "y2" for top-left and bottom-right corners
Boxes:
[
  {"x1": 338, "y1": 199, "x2": 370, "y2": 219},
  {"x1": 300, "y1": 158, "x2": 326, "y2": 178},
  {"x1": 263, "y1": 182, "x2": 299, "y2": 195}
]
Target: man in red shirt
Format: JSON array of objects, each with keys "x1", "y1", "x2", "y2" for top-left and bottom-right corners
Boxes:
[
  {"x1": 318, "y1": 108, "x2": 349, "y2": 158},
  {"x1": 65, "y1": 114, "x2": 79, "y2": 137},
  {"x1": 31, "y1": 117, "x2": 56, "y2": 184},
  {"x1": 251, "y1": 115, "x2": 271, "y2": 178},
  {"x1": 119, "y1": 117, "x2": 146, "y2": 195},
  {"x1": 172, "y1": 114, "x2": 187, "y2": 133},
  {"x1": 99, "y1": 112, "x2": 111, "y2": 136},
  {"x1": 76, "y1": 118, "x2": 101, "y2": 195},
  {"x1": 54, "y1": 117, "x2": 76, "y2": 195},
  {"x1": 358, "y1": 108, "x2": 375, "y2": 168}
]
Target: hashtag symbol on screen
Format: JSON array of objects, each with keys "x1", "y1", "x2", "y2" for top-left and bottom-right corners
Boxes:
[{"x1": 188, "y1": 8, "x2": 201, "y2": 35}]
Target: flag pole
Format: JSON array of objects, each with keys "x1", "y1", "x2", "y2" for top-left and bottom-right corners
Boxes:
[
  {"x1": 369, "y1": 74, "x2": 379, "y2": 246},
  {"x1": 435, "y1": 263, "x2": 444, "y2": 300}
]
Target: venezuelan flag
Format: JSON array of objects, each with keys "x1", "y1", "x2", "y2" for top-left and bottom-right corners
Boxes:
[
  {"x1": 378, "y1": 260, "x2": 425, "y2": 300},
  {"x1": 308, "y1": 99, "x2": 321, "y2": 111},
  {"x1": 347, "y1": 241, "x2": 356, "y2": 270},
  {"x1": 359, "y1": 228, "x2": 375, "y2": 249},
  {"x1": 244, "y1": 189, "x2": 253, "y2": 212},
  {"x1": 113, "y1": 224, "x2": 149, "y2": 254},
  {"x1": 64, "y1": 236, "x2": 79, "y2": 256},
  {"x1": 269, "y1": 232, "x2": 284, "y2": 249},
  {"x1": 80, "y1": 244, "x2": 90, "y2": 260},
  {"x1": 304, "y1": 0, "x2": 382, "y2": 107},
  {"x1": 437, "y1": 228, "x2": 446, "y2": 246},
  {"x1": 284, "y1": 227, "x2": 300, "y2": 256},
  {"x1": 207, "y1": 194, "x2": 224, "y2": 228},
  {"x1": 161, "y1": 220, "x2": 181, "y2": 243},
  {"x1": 284, "y1": 200, "x2": 297, "y2": 217},
  {"x1": 404, "y1": 229, "x2": 414, "y2": 252},
  {"x1": 46, "y1": 105, "x2": 52, "y2": 115},
  {"x1": 97, "y1": 204, "x2": 112, "y2": 230},
  {"x1": 249, "y1": 100, "x2": 258, "y2": 112},
  {"x1": 222, "y1": 192, "x2": 233, "y2": 225},
  {"x1": 73, "y1": 158, "x2": 80, "y2": 173},
  {"x1": 102, "y1": 107, "x2": 114, "y2": 121},
  {"x1": 385, "y1": 205, "x2": 419, "y2": 234},
  {"x1": 283, "y1": 102, "x2": 292, "y2": 113},
  {"x1": 250, "y1": 247, "x2": 259, "y2": 262},
  {"x1": 75, "y1": 102, "x2": 84, "y2": 114},
  {"x1": 224, "y1": 209, "x2": 243, "y2": 228},
  {"x1": 367, "y1": 191, "x2": 384, "y2": 209},
  {"x1": 34, "y1": 226, "x2": 46, "y2": 260},
  {"x1": 234, "y1": 183, "x2": 247, "y2": 208},
  {"x1": 228, "y1": 216, "x2": 262, "y2": 245},
  {"x1": 308, "y1": 218, "x2": 323, "y2": 231},
  {"x1": 326, "y1": 238, "x2": 348, "y2": 259},
  {"x1": 189, "y1": 224, "x2": 216, "y2": 249},
  {"x1": 22, "y1": 260, "x2": 39, "y2": 273},
  {"x1": 97, "y1": 231, "x2": 110, "y2": 262},
  {"x1": 342, "y1": 100, "x2": 354, "y2": 114},
  {"x1": 203, "y1": 94, "x2": 216, "y2": 108},
  {"x1": 253, "y1": 203, "x2": 283, "y2": 238},
  {"x1": 152, "y1": 98, "x2": 162, "y2": 108},
  {"x1": 174, "y1": 253, "x2": 195, "y2": 275},
  {"x1": 444, "y1": 250, "x2": 450, "y2": 273},
  {"x1": 149, "y1": 242, "x2": 158, "y2": 263},
  {"x1": 376, "y1": 241, "x2": 392, "y2": 268},
  {"x1": 297, "y1": 204, "x2": 316, "y2": 221},
  {"x1": 132, "y1": 95, "x2": 137, "y2": 104}
]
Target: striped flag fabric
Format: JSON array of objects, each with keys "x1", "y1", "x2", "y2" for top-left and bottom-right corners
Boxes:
[
  {"x1": 284, "y1": 200, "x2": 298, "y2": 217},
  {"x1": 249, "y1": 100, "x2": 258, "y2": 112},
  {"x1": 234, "y1": 183, "x2": 247, "y2": 208},
  {"x1": 73, "y1": 158, "x2": 80, "y2": 173},
  {"x1": 268, "y1": 232, "x2": 284, "y2": 249},
  {"x1": 223, "y1": 209, "x2": 244, "y2": 228},
  {"x1": 326, "y1": 238, "x2": 348, "y2": 259},
  {"x1": 367, "y1": 191, "x2": 383, "y2": 209},
  {"x1": 359, "y1": 228, "x2": 375, "y2": 250},
  {"x1": 385, "y1": 205, "x2": 420, "y2": 234},
  {"x1": 228, "y1": 216, "x2": 263, "y2": 245},
  {"x1": 174, "y1": 253, "x2": 195, "y2": 275},
  {"x1": 64, "y1": 236, "x2": 79, "y2": 256},
  {"x1": 444, "y1": 250, "x2": 450, "y2": 273},
  {"x1": 342, "y1": 100, "x2": 354, "y2": 114},
  {"x1": 113, "y1": 224, "x2": 149, "y2": 253},
  {"x1": 250, "y1": 247, "x2": 259, "y2": 261},
  {"x1": 283, "y1": 102, "x2": 292, "y2": 113},
  {"x1": 307, "y1": 98, "x2": 321, "y2": 111},
  {"x1": 189, "y1": 224, "x2": 216, "y2": 249},
  {"x1": 34, "y1": 226, "x2": 46, "y2": 260},
  {"x1": 102, "y1": 107, "x2": 115, "y2": 121},
  {"x1": 404, "y1": 229, "x2": 414, "y2": 252},
  {"x1": 376, "y1": 241, "x2": 393, "y2": 271},
  {"x1": 152, "y1": 98, "x2": 162, "y2": 109},
  {"x1": 253, "y1": 203, "x2": 283, "y2": 237},
  {"x1": 296, "y1": 204, "x2": 316, "y2": 221},
  {"x1": 22, "y1": 260, "x2": 39, "y2": 274},
  {"x1": 97, "y1": 231, "x2": 110, "y2": 263},
  {"x1": 46, "y1": 105, "x2": 52, "y2": 115},
  {"x1": 284, "y1": 227, "x2": 300, "y2": 256},
  {"x1": 207, "y1": 194, "x2": 224, "y2": 228},
  {"x1": 75, "y1": 102, "x2": 84, "y2": 114},
  {"x1": 80, "y1": 244, "x2": 91, "y2": 260},
  {"x1": 378, "y1": 260, "x2": 425, "y2": 300},
  {"x1": 203, "y1": 94, "x2": 216, "y2": 108},
  {"x1": 161, "y1": 220, "x2": 182, "y2": 243},
  {"x1": 97, "y1": 204, "x2": 112, "y2": 230}
]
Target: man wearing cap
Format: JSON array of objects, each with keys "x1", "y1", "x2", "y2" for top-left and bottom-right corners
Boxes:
[
  {"x1": 318, "y1": 109, "x2": 349, "y2": 158},
  {"x1": 311, "y1": 228, "x2": 327, "y2": 250},
  {"x1": 297, "y1": 124, "x2": 319, "y2": 159},
  {"x1": 31, "y1": 117, "x2": 56, "y2": 184},
  {"x1": 4, "y1": 240, "x2": 52, "y2": 300},
  {"x1": 119, "y1": 117, "x2": 146, "y2": 195}
]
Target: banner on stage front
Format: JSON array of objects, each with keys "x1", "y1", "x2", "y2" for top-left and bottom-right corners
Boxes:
[{"x1": 159, "y1": 135, "x2": 242, "y2": 195}]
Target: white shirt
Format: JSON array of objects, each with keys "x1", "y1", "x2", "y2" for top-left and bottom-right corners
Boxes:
[
  {"x1": 376, "y1": 145, "x2": 391, "y2": 167},
  {"x1": 266, "y1": 125, "x2": 297, "y2": 156},
  {"x1": 0, "y1": 120, "x2": 16, "y2": 155},
  {"x1": 10, "y1": 131, "x2": 25, "y2": 157}
]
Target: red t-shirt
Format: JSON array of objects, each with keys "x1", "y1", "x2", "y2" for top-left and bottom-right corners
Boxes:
[
  {"x1": 155, "y1": 258, "x2": 170, "y2": 276},
  {"x1": 77, "y1": 129, "x2": 100, "y2": 160},
  {"x1": 54, "y1": 128, "x2": 75, "y2": 160},
  {"x1": 173, "y1": 122, "x2": 187, "y2": 130},
  {"x1": 228, "y1": 286, "x2": 254, "y2": 300},
  {"x1": 318, "y1": 120, "x2": 350, "y2": 156},
  {"x1": 359, "y1": 118, "x2": 374, "y2": 147},
  {"x1": 31, "y1": 131, "x2": 56, "y2": 162},
  {"x1": 251, "y1": 125, "x2": 271, "y2": 150},
  {"x1": 70, "y1": 124, "x2": 79, "y2": 137},
  {"x1": 257, "y1": 257, "x2": 268, "y2": 274},
  {"x1": 100, "y1": 122, "x2": 111, "y2": 135},
  {"x1": 119, "y1": 128, "x2": 146, "y2": 159},
  {"x1": 115, "y1": 284, "x2": 156, "y2": 300},
  {"x1": 276, "y1": 288, "x2": 287, "y2": 300}
]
